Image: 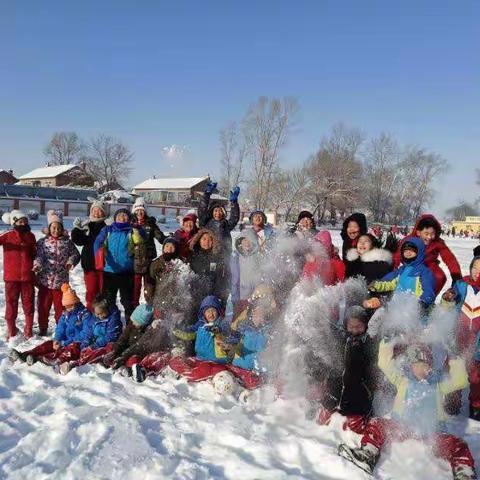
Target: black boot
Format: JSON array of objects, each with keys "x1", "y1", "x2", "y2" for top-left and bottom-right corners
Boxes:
[
  {"x1": 338, "y1": 443, "x2": 379, "y2": 476},
  {"x1": 452, "y1": 465, "x2": 477, "y2": 480},
  {"x1": 131, "y1": 364, "x2": 146, "y2": 383},
  {"x1": 9, "y1": 349, "x2": 27, "y2": 363},
  {"x1": 469, "y1": 405, "x2": 480, "y2": 422}
]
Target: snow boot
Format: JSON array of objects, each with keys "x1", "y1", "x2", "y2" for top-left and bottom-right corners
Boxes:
[
  {"x1": 26, "y1": 354, "x2": 36, "y2": 366},
  {"x1": 338, "y1": 443, "x2": 379, "y2": 476},
  {"x1": 9, "y1": 349, "x2": 28, "y2": 363},
  {"x1": 131, "y1": 364, "x2": 146, "y2": 383},
  {"x1": 452, "y1": 465, "x2": 477, "y2": 480},
  {"x1": 59, "y1": 362, "x2": 73, "y2": 375},
  {"x1": 469, "y1": 405, "x2": 480, "y2": 422}
]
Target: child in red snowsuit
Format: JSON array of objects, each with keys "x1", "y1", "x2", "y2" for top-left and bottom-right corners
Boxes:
[
  {"x1": 302, "y1": 231, "x2": 345, "y2": 285},
  {"x1": 337, "y1": 339, "x2": 477, "y2": 480},
  {"x1": 393, "y1": 214, "x2": 462, "y2": 295},
  {"x1": 443, "y1": 255, "x2": 480, "y2": 420},
  {"x1": 1, "y1": 210, "x2": 36, "y2": 340}
]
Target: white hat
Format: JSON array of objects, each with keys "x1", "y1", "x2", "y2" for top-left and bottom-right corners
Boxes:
[
  {"x1": 90, "y1": 200, "x2": 106, "y2": 214},
  {"x1": 132, "y1": 197, "x2": 147, "y2": 214},
  {"x1": 2, "y1": 209, "x2": 27, "y2": 226},
  {"x1": 47, "y1": 209, "x2": 63, "y2": 226}
]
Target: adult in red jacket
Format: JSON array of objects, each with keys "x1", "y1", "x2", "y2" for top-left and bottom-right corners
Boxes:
[
  {"x1": 393, "y1": 214, "x2": 462, "y2": 295},
  {"x1": 0, "y1": 210, "x2": 36, "y2": 340}
]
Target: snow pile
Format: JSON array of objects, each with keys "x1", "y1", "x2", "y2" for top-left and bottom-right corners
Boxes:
[{"x1": 0, "y1": 232, "x2": 479, "y2": 479}]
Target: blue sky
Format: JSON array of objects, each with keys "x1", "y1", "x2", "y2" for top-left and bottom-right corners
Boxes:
[{"x1": 1, "y1": 1, "x2": 479, "y2": 216}]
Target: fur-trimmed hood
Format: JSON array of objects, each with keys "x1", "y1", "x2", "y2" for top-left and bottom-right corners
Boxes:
[
  {"x1": 189, "y1": 228, "x2": 221, "y2": 254},
  {"x1": 346, "y1": 247, "x2": 393, "y2": 264}
]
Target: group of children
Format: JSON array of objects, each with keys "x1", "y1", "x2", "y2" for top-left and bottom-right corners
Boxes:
[{"x1": 1, "y1": 183, "x2": 480, "y2": 479}]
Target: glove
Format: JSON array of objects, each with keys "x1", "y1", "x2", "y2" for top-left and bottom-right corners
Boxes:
[
  {"x1": 73, "y1": 217, "x2": 83, "y2": 229},
  {"x1": 229, "y1": 186, "x2": 240, "y2": 202},
  {"x1": 205, "y1": 181, "x2": 217, "y2": 194}
]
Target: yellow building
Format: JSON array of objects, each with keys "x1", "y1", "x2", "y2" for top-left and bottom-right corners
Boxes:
[{"x1": 451, "y1": 216, "x2": 480, "y2": 234}]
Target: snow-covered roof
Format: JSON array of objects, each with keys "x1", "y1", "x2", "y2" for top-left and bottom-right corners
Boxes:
[
  {"x1": 133, "y1": 176, "x2": 208, "y2": 190},
  {"x1": 18, "y1": 164, "x2": 77, "y2": 179}
]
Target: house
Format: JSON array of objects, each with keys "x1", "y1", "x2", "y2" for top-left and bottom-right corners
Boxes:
[
  {"x1": 132, "y1": 176, "x2": 227, "y2": 207},
  {"x1": 451, "y1": 216, "x2": 480, "y2": 234},
  {"x1": 0, "y1": 169, "x2": 18, "y2": 185},
  {"x1": 17, "y1": 164, "x2": 94, "y2": 187}
]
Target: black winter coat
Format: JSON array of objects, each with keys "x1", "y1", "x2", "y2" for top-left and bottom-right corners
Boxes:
[
  {"x1": 71, "y1": 220, "x2": 107, "y2": 272},
  {"x1": 308, "y1": 331, "x2": 377, "y2": 417},
  {"x1": 132, "y1": 216, "x2": 166, "y2": 274},
  {"x1": 189, "y1": 248, "x2": 228, "y2": 305},
  {"x1": 344, "y1": 248, "x2": 393, "y2": 284},
  {"x1": 198, "y1": 192, "x2": 239, "y2": 256},
  {"x1": 118, "y1": 321, "x2": 172, "y2": 359},
  {"x1": 113, "y1": 322, "x2": 148, "y2": 358}
]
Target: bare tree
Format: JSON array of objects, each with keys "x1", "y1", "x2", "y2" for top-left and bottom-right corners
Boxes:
[
  {"x1": 269, "y1": 165, "x2": 311, "y2": 221},
  {"x1": 361, "y1": 133, "x2": 401, "y2": 223},
  {"x1": 219, "y1": 122, "x2": 245, "y2": 195},
  {"x1": 43, "y1": 132, "x2": 85, "y2": 165},
  {"x1": 82, "y1": 134, "x2": 133, "y2": 188},
  {"x1": 402, "y1": 146, "x2": 449, "y2": 219},
  {"x1": 446, "y1": 201, "x2": 479, "y2": 221},
  {"x1": 242, "y1": 96, "x2": 299, "y2": 210},
  {"x1": 306, "y1": 124, "x2": 364, "y2": 221}
]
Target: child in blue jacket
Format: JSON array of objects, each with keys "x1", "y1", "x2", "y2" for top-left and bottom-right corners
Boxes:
[
  {"x1": 58, "y1": 298, "x2": 123, "y2": 374},
  {"x1": 10, "y1": 284, "x2": 93, "y2": 367},
  {"x1": 363, "y1": 237, "x2": 436, "y2": 312}
]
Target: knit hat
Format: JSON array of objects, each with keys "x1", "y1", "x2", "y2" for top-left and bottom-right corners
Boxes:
[
  {"x1": 406, "y1": 344, "x2": 433, "y2": 366},
  {"x1": 90, "y1": 200, "x2": 106, "y2": 215},
  {"x1": 132, "y1": 197, "x2": 146, "y2": 214},
  {"x1": 130, "y1": 304, "x2": 154, "y2": 327},
  {"x1": 297, "y1": 210, "x2": 314, "y2": 223},
  {"x1": 249, "y1": 210, "x2": 267, "y2": 225},
  {"x1": 163, "y1": 236, "x2": 178, "y2": 249},
  {"x1": 345, "y1": 306, "x2": 369, "y2": 325},
  {"x1": 2, "y1": 209, "x2": 27, "y2": 226},
  {"x1": 114, "y1": 208, "x2": 131, "y2": 221},
  {"x1": 61, "y1": 283, "x2": 81, "y2": 306},
  {"x1": 182, "y1": 213, "x2": 198, "y2": 225},
  {"x1": 47, "y1": 209, "x2": 63, "y2": 227}
]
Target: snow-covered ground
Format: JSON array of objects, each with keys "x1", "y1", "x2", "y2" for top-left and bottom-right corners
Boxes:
[{"x1": 0, "y1": 223, "x2": 479, "y2": 480}]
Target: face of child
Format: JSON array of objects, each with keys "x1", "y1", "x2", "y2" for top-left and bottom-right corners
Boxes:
[
  {"x1": 417, "y1": 227, "x2": 436, "y2": 246},
  {"x1": 94, "y1": 306, "x2": 109, "y2": 319},
  {"x1": 115, "y1": 212, "x2": 129, "y2": 223},
  {"x1": 346, "y1": 317, "x2": 366, "y2": 337},
  {"x1": 357, "y1": 235, "x2": 373, "y2": 255},
  {"x1": 16, "y1": 218, "x2": 28, "y2": 226},
  {"x1": 212, "y1": 207, "x2": 224, "y2": 221},
  {"x1": 252, "y1": 214, "x2": 264, "y2": 227},
  {"x1": 347, "y1": 221, "x2": 360, "y2": 240},
  {"x1": 299, "y1": 217, "x2": 313, "y2": 230},
  {"x1": 163, "y1": 242, "x2": 176, "y2": 254},
  {"x1": 91, "y1": 207, "x2": 104, "y2": 219},
  {"x1": 471, "y1": 259, "x2": 480, "y2": 282},
  {"x1": 411, "y1": 361, "x2": 432, "y2": 381},
  {"x1": 240, "y1": 237, "x2": 252, "y2": 253},
  {"x1": 183, "y1": 219, "x2": 195, "y2": 232},
  {"x1": 50, "y1": 222, "x2": 63, "y2": 238},
  {"x1": 199, "y1": 233, "x2": 213, "y2": 250},
  {"x1": 64, "y1": 303, "x2": 76, "y2": 312},
  {"x1": 305, "y1": 252, "x2": 316, "y2": 263},
  {"x1": 136, "y1": 209, "x2": 146, "y2": 221},
  {"x1": 403, "y1": 248, "x2": 417, "y2": 260},
  {"x1": 204, "y1": 307, "x2": 218, "y2": 323},
  {"x1": 251, "y1": 305, "x2": 266, "y2": 327}
]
